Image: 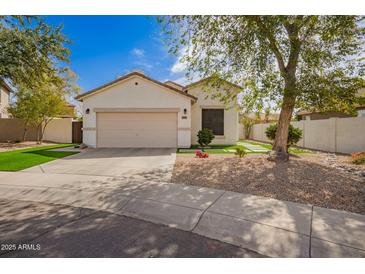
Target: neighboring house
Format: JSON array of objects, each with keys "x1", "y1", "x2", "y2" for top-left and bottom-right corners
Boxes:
[
  {"x1": 0, "y1": 80, "x2": 12, "y2": 118},
  {"x1": 297, "y1": 88, "x2": 365, "y2": 120},
  {"x1": 76, "y1": 71, "x2": 241, "y2": 148},
  {"x1": 297, "y1": 111, "x2": 356, "y2": 120}
]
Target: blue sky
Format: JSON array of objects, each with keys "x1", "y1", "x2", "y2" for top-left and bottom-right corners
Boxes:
[{"x1": 45, "y1": 16, "x2": 186, "y2": 93}]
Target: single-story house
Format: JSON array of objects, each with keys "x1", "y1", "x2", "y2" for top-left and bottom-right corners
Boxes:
[
  {"x1": 76, "y1": 71, "x2": 241, "y2": 148},
  {"x1": 0, "y1": 79, "x2": 12, "y2": 118}
]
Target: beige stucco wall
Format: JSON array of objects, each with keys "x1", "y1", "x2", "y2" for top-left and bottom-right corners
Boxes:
[
  {"x1": 0, "y1": 117, "x2": 72, "y2": 143},
  {"x1": 0, "y1": 86, "x2": 10, "y2": 118},
  {"x1": 0, "y1": 118, "x2": 38, "y2": 141},
  {"x1": 336, "y1": 117, "x2": 365, "y2": 153},
  {"x1": 81, "y1": 75, "x2": 192, "y2": 148},
  {"x1": 188, "y1": 84, "x2": 239, "y2": 145},
  {"x1": 250, "y1": 123, "x2": 272, "y2": 143},
  {"x1": 250, "y1": 117, "x2": 365, "y2": 154},
  {"x1": 43, "y1": 118, "x2": 73, "y2": 144}
]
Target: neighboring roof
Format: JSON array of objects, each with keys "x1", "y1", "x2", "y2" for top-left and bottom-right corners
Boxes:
[
  {"x1": 297, "y1": 106, "x2": 365, "y2": 116},
  {"x1": 184, "y1": 77, "x2": 243, "y2": 91},
  {"x1": 164, "y1": 80, "x2": 184, "y2": 89},
  {"x1": 298, "y1": 88, "x2": 365, "y2": 116},
  {"x1": 297, "y1": 110, "x2": 319, "y2": 116},
  {"x1": 76, "y1": 71, "x2": 197, "y2": 102},
  {"x1": 0, "y1": 79, "x2": 13, "y2": 93},
  {"x1": 58, "y1": 104, "x2": 76, "y2": 118}
]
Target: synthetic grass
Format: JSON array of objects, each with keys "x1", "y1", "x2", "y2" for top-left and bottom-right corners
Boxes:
[
  {"x1": 177, "y1": 144, "x2": 254, "y2": 154},
  {"x1": 239, "y1": 139, "x2": 311, "y2": 154},
  {"x1": 178, "y1": 140, "x2": 311, "y2": 154},
  {"x1": 0, "y1": 144, "x2": 78, "y2": 171}
]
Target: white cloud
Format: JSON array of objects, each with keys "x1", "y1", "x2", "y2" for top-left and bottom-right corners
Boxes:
[
  {"x1": 170, "y1": 46, "x2": 189, "y2": 74},
  {"x1": 169, "y1": 46, "x2": 203, "y2": 85},
  {"x1": 170, "y1": 59, "x2": 187, "y2": 74},
  {"x1": 131, "y1": 48, "x2": 145, "y2": 57},
  {"x1": 133, "y1": 60, "x2": 153, "y2": 70}
]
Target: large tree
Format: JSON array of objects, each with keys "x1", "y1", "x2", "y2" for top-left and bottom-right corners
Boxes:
[
  {"x1": 7, "y1": 88, "x2": 39, "y2": 141},
  {"x1": 8, "y1": 72, "x2": 79, "y2": 143},
  {"x1": 159, "y1": 16, "x2": 365, "y2": 160},
  {"x1": 0, "y1": 16, "x2": 70, "y2": 88}
]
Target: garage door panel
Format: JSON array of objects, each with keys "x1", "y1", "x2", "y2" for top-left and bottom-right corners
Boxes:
[
  {"x1": 97, "y1": 112, "x2": 177, "y2": 148},
  {"x1": 99, "y1": 112, "x2": 175, "y2": 121},
  {"x1": 98, "y1": 120, "x2": 177, "y2": 131}
]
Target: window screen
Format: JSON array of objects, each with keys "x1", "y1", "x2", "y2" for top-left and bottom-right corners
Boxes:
[{"x1": 202, "y1": 109, "x2": 224, "y2": 135}]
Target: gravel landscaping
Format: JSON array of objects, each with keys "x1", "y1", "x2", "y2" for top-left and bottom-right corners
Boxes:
[{"x1": 171, "y1": 153, "x2": 365, "y2": 214}]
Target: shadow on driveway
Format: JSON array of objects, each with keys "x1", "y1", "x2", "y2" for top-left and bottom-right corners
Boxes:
[{"x1": 0, "y1": 199, "x2": 264, "y2": 258}]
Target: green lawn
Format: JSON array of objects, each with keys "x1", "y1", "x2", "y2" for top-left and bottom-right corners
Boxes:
[
  {"x1": 0, "y1": 144, "x2": 78, "y2": 171},
  {"x1": 180, "y1": 144, "x2": 248, "y2": 154},
  {"x1": 239, "y1": 139, "x2": 311, "y2": 154},
  {"x1": 177, "y1": 143, "x2": 260, "y2": 154},
  {"x1": 177, "y1": 140, "x2": 311, "y2": 155}
]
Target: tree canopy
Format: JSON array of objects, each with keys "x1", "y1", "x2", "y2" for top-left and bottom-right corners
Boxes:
[
  {"x1": 0, "y1": 16, "x2": 70, "y2": 89},
  {"x1": 159, "y1": 16, "x2": 365, "y2": 159},
  {"x1": 8, "y1": 77, "x2": 73, "y2": 142}
]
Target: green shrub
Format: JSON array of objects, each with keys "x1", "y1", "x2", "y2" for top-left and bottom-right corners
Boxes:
[
  {"x1": 265, "y1": 123, "x2": 302, "y2": 150},
  {"x1": 235, "y1": 147, "x2": 246, "y2": 158},
  {"x1": 197, "y1": 128, "x2": 215, "y2": 147},
  {"x1": 351, "y1": 152, "x2": 365, "y2": 165}
]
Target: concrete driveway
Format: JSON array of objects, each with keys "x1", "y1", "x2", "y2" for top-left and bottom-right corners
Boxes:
[{"x1": 24, "y1": 148, "x2": 176, "y2": 182}]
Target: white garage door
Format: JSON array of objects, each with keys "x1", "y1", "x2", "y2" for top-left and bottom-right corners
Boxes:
[{"x1": 97, "y1": 112, "x2": 177, "y2": 148}]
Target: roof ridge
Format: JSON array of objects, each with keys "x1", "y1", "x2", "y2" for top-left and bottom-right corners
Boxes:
[{"x1": 76, "y1": 71, "x2": 197, "y2": 101}]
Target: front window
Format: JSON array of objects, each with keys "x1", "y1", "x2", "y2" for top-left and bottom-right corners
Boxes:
[{"x1": 202, "y1": 109, "x2": 224, "y2": 135}]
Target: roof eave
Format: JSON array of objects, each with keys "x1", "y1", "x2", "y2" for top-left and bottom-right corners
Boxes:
[{"x1": 75, "y1": 72, "x2": 197, "y2": 102}]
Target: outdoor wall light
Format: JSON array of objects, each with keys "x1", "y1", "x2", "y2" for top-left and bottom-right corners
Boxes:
[
  {"x1": 85, "y1": 108, "x2": 90, "y2": 114},
  {"x1": 183, "y1": 108, "x2": 187, "y2": 114}
]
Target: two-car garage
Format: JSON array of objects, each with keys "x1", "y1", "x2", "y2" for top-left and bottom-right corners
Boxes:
[
  {"x1": 77, "y1": 71, "x2": 195, "y2": 148},
  {"x1": 96, "y1": 112, "x2": 178, "y2": 148}
]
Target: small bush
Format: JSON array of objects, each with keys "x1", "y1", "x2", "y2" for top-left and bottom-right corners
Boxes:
[
  {"x1": 195, "y1": 150, "x2": 209, "y2": 158},
  {"x1": 351, "y1": 152, "x2": 365, "y2": 165},
  {"x1": 235, "y1": 147, "x2": 246, "y2": 158},
  {"x1": 197, "y1": 128, "x2": 215, "y2": 147},
  {"x1": 265, "y1": 123, "x2": 302, "y2": 150}
]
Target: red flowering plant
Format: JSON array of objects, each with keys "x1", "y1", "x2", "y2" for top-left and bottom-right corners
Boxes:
[{"x1": 195, "y1": 150, "x2": 209, "y2": 158}]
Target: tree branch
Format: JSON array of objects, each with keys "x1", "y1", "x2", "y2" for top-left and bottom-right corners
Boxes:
[
  {"x1": 284, "y1": 21, "x2": 301, "y2": 75},
  {"x1": 252, "y1": 16, "x2": 287, "y2": 77}
]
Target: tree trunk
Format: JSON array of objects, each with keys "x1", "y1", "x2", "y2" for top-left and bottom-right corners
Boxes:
[
  {"x1": 39, "y1": 119, "x2": 52, "y2": 144},
  {"x1": 244, "y1": 124, "x2": 251, "y2": 139},
  {"x1": 268, "y1": 83, "x2": 296, "y2": 161},
  {"x1": 22, "y1": 123, "x2": 28, "y2": 142},
  {"x1": 36, "y1": 124, "x2": 42, "y2": 144}
]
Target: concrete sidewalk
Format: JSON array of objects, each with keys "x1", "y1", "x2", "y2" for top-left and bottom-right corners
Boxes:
[
  {"x1": 0, "y1": 199, "x2": 263, "y2": 258},
  {"x1": 0, "y1": 171, "x2": 364, "y2": 258}
]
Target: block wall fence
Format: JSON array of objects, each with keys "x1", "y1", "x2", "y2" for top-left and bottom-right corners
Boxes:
[{"x1": 249, "y1": 117, "x2": 365, "y2": 154}]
